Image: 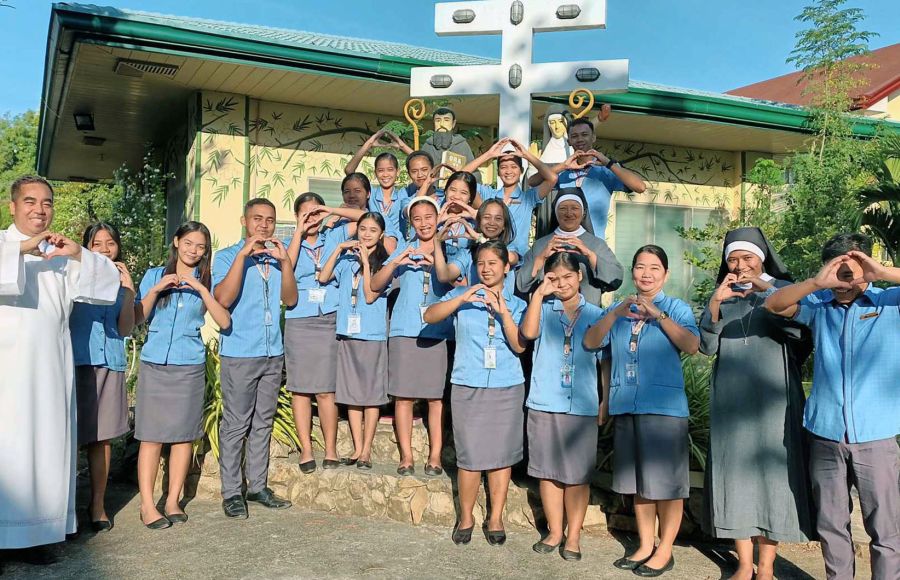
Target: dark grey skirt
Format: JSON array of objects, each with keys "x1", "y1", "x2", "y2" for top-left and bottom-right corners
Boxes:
[
  {"x1": 75, "y1": 365, "x2": 129, "y2": 445},
  {"x1": 284, "y1": 314, "x2": 338, "y2": 394},
  {"x1": 451, "y1": 384, "x2": 525, "y2": 471},
  {"x1": 612, "y1": 413, "x2": 689, "y2": 500},
  {"x1": 527, "y1": 409, "x2": 598, "y2": 485},
  {"x1": 336, "y1": 338, "x2": 388, "y2": 407},
  {"x1": 387, "y1": 337, "x2": 448, "y2": 399},
  {"x1": 135, "y1": 361, "x2": 205, "y2": 444}
]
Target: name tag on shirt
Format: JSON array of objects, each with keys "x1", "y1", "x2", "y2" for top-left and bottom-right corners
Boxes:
[
  {"x1": 561, "y1": 363, "x2": 574, "y2": 388},
  {"x1": 484, "y1": 346, "x2": 497, "y2": 369},
  {"x1": 420, "y1": 305, "x2": 429, "y2": 324},
  {"x1": 264, "y1": 310, "x2": 273, "y2": 326},
  {"x1": 347, "y1": 313, "x2": 362, "y2": 335},
  {"x1": 308, "y1": 288, "x2": 326, "y2": 304},
  {"x1": 625, "y1": 362, "x2": 638, "y2": 385}
]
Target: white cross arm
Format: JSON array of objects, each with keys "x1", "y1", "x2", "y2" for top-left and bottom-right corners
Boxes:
[
  {"x1": 410, "y1": 65, "x2": 502, "y2": 97},
  {"x1": 434, "y1": 0, "x2": 606, "y2": 36},
  {"x1": 528, "y1": 60, "x2": 629, "y2": 94}
]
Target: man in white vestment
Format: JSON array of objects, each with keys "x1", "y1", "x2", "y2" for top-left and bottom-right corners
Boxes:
[{"x1": 0, "y1": 176, "x2": 120, "y2": 550}]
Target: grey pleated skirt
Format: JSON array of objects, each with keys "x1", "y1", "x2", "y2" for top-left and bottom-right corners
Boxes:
[
  {"x1": 451, "y1": 384, "x2": 525, "y2": 471},
  {"x1": 284, "y1": 314, "x2": 338, "y2": 394},
  {"x1": 527, "y1": 409, "x2": 598, "y2": 485},
  {"x1": 336, "y1": 338, "x2": 388, "y2": 406},
  {"x1": 75, "y1": 365, "x2": 129, "y2": 445},
  {"x1": 135, "y1": 361, "x2": 205, "y2": 443},
  {"x1": 387, "y1": 337, "x2": 448, "y2": 399},
  {"x1": 612, "y1": 413, "x2": 690, "y2": 500}
]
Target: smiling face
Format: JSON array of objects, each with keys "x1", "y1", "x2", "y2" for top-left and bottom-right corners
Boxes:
[
  {"x1": 356, "y1": 216, "x2": 384, "y2": 249},
  {"x1": 10, "y1": 182, "x2": 54, "y2": 236},
  {"x1": 833, "y1": 256, "x2": 867, "y2": 303},
  {"x1": 175, "y1": 231, "x2": 208, "y2": 268},
  {"x1": 479, "y1": 202, "x2": 506, "y2": 240},
  {"x1": 567, "y1": 122, "x2": 594, "y2": 153},
  {"x1": 726, "y1": 250, "x2": 764, "y2": 280},
  {"x1": 497, "y1": 156, "x2": 522, "y2": 187},
  {"x1": 375, "y1": 157, "x2": 398, "y2": 190},
  {"x1": 433, "y1": 113, "x2": 456, "y2": 133},
  {"x1": 632, "y1": 252, "x2": 668, "y2": 295},
  {"x1": 409, "y1": 202, "x2": 438, "y2": 241},
  {"x1": 407, "y1": 156, "x2": 433, "y2": 189},
  {"x1": 297, "y1": 199, "x2": 323, "y2": 236},
  {"x1": 547, "y1": 114, "x2": 567, "y2": 139},
  {"x1": 444, "y1": 177, "x2": 473, "y2": 209},
  {"x1": 548, "y1": 264, "x2": 582, "y2": 302},
  {"x1": 555, "y1": 200, "x2": 584, "y2": 232},
  {"x1": 90, "y1": 228, "x2": 120, "y2": 261},
  {"x1": 242, "y1": 203, "x2": 276, "y2": 239},
  {"x1": 476, "y1": 247, "x2": 509, "y2": 287},
  {"x1": 342, "y1": 177, "x2": 369, "y2": 210}
]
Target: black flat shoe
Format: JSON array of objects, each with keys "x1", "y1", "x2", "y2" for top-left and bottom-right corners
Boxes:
[
  {"x1": 532, "y1": 536, "x2": 564, "y2": 554},
  {"x1": 140, "y1": 513, "x2": 172, "y2": 530},
  {"x1": 356, "y1": 460, "x2": 373, "y2": 470},
  {"x1": 299, "y1": 459, "x2": 317, "y2": 474},
  {"x1": 633, "y1": 557, "x2": 675, "y2": 577},
  {"x1": 322, "y1": 459, "x2": 341, "y2": 470},
  {"x1": 339, "y1": 457, "x2": 358, "y2": 466},
  {"x1": 424, "y1": 464, "x2": 443, "y2": 476},
  {"x1": 452, "y1": 524, "x2": 474, "y2": 545},
  {"x1": 246, "y1": 488, "x2": 292, "y2": 510},
  {"x1": 222, "y1": 495, "x2": 248, "y2": 519},
  {"x1": 614, "y1": 554, "x2": 652, "y2": 570},
  {"x1": 91, "y1": 519, "x2": 113, "y2": 532},
  {"x1": 483, "y1": 523, "x2": 507, "y2": 546},
  {"x1": 165, "y1": 512, "x2": 188, "y2": 524},
  {"x1": 561, "y1": 549, "x2": 582, "y2": 561},
  {"x1": 397, "y1": 465, "x2": 414, "y2": 476}
]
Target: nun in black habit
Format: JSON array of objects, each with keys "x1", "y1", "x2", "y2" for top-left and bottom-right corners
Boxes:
[{"x1": 698, "y1": 227, "x2": 816, "y2": 579}]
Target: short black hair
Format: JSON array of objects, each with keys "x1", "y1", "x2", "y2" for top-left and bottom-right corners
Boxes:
[
  {"x1": 433, "y1": 107, "x2": 456, "y2": 121},
  {"x1": 342, "y1": 172, "x2": 372, "y2": 193},
  {"x1": 632, "y1": 244, "x2": 669, "y2": 271},
  {"x1": 444, "y1": 170, "x2": 478, "y2": 203},
  {"x1": 374, "y1": 152, "x2": 400, "y2": 170},
  {"x1": 405, "y1": 150, "x2": 434, "y2": 171},
  {"x1": 244, "y1": 197, "x2": 276, "y2": 215},
  {"x1": 545, "y1": 251, "x2": 581, "y2": 274},
  {"x1": 822, "y1": 233, "x2": 873, "y2": 262},
  {"x1": 293, "y1": 192, "x2": 325, "y2": 215},
  {"x1": 497, "y1": 154, "x2": 523, "y2": 171},
  {"x1": 568, "y1": 118, "x2": 594, "y2": 134},
  {"x1": 474, "y1": 239, "x2": 509, "y2": 266},
  {"x1": 81, "y1": 222, "x2": 123, "y2": 262},
  {"x1": 11, "y1": 175, "x2": 54, "y2": 201}
]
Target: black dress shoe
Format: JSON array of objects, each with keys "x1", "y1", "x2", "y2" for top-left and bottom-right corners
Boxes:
[
  {"x1": 140, "y1": 513, "x2": 172, "y2": 530},
  {"x1": 561, "y1": 549, "x2": 582, "y2": 561},
  {"x1": 633, "y1": 556, "x2": 675, "y2": 577},
  {"x1": 246, "y1": 488, "x2": 292, "y2": 509},
  {"x1": 91, "y1": 519, "x2": 113, "y2": 532},
  {"x1": 299, "y1": 459, "x2": 317, "y2": 474},
  {"x1": 424, "y1": 464, "x2": 443, "y2": 476},
  {"x1": 614, "y1": 554, "x2": 652, "y2": 570},
  {"x1": 396, "y1": 465, "x2": 414, "y2": 476},
  {"x1": 532, "y1": 536, "x2": 564, "y2": 554},
  {"x1": 165, "y1": 512, "x2": 189, "y2": 524},
  {"x1": 356, "y1": 460, "x2": 373, "y2": 470},
  {"x1": 451, "y1": 523, "x2": 474, "y2": 545},
  {"x1": 322, "y1": 459, "x2": 341, "y2": 470},
  {"x1": 482, "y1": 523, "x2": 507, "y2": 546},
  {"x1": 222, "y1": 495, "x2": 248, "y2": 519},
  {"x1": 339, "y1": 457, "x2": 358, "y2": 466}
]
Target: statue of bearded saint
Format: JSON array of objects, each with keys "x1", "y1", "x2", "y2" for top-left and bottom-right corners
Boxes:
[{"x1": 421, "y1": 106, "x2": 478, "y2": 181}]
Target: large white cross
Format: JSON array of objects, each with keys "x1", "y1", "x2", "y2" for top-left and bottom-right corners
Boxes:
[{"x1": 410, "y1": 0, "x2": 629, "y2": 148}]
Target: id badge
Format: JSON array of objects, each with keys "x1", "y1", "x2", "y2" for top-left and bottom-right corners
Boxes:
[
  {"x1": 308, "y1": 287, "x2": 326, "y2": 304},
  {"x1": 560, "y1": 363, "x2": 574, "y2": 388},
  {"x1": 625, "y1": 362, "x2": 638, "y2": 385},
  {"x1": 347, "y1": 313, "x2": 362, "y2": 335},
  {"x1": 484, "y1": 346, "x2": 497, "y2": 369},
  {"x1": 264, "y1": 309, "x2": 274, "y2": 326},
  {"x1": 420, "y1": 304, "x2": 429, "y2": 324}
]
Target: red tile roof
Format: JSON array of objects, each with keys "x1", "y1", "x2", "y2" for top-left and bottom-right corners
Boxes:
[{"x1": 727, "y1": 43, "x2": 900, "y2": 110}]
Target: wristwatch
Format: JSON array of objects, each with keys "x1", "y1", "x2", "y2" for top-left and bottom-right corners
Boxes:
[
  {"x1": 605, "y1": 157, "x2": 619, "y2": 169},
  {"x1": 657, "y1": 311, "x2": 669, "y2": 321}
]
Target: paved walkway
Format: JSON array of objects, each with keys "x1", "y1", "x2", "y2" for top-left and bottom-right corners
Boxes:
[{"x1": 0, "y1": 483, "x2": 866, "y2": 579}]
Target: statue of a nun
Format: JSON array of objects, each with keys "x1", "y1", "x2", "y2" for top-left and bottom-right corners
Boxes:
[{"x1": 698, "y1": 227, "x2": 816, "y2": 577}]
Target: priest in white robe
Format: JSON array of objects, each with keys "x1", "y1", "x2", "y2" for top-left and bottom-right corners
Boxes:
[{"x1": 0, "y1": 176, "x2": 120, "y2": 549}]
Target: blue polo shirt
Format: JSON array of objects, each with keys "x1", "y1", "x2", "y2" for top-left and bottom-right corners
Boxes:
[
  {"x1": 334, "y1": 254, "x2": 388, "y2": 341},
  {"x1": 385, "y1": 240, "x2": 454, "y2": 340},
  {"x1": 137, "y1": 267, "x2": 208, "y2": 366},
  {"x1": 284, "y1": 225, "x2": 347, "y2": 319},
  {"x1": 558, "y1": 166, "x2": 627, "y2": 240},
  {"x1": 795, "y1": 286, "x2": 900, "y2": 443},
  {"x1": 398, "y1": 189, "x2": 445, "y2": 240},
  {"x1": 477, "y1": 184, "x2": 542, "y2": 256},
  {"x1": 70, "y1": 287, "x2": 130, "y2": 372},
  {"x1": 441, "y1": 285, "x2": 526, "y2": 388},
  {"x1": 602, "y1": 291, "x2": 698, "y2": 417},
  {"x1": 527, "y1": 296, "x2": 604, "y2": 416},
  {"x1": 369, "y1": 186, "x2": 408, "y2": 242},
  {"x1": 212, "y1": 243, "x2": 285, "y2": 358}
]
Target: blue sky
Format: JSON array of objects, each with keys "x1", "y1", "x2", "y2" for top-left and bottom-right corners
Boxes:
[{"x1": 1, "y1": 0, "x2": 898, "y2": 116}]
